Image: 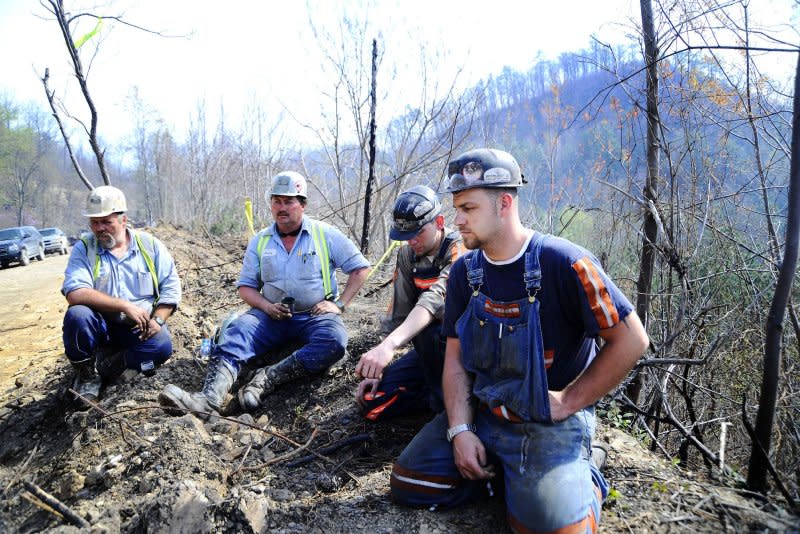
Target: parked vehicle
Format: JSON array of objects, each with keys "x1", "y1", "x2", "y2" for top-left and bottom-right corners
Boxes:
[
  {"x1": 39, "y1": 227, "x2": 69, "y2": 255},
  {"x1": 0, "y1": 226, "x2": 45, "y2": 268}
]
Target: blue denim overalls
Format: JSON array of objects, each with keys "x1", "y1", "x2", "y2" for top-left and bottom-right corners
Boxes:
[
  {"x1": 457, "y1": 232, "x2": 550, "y2": 422},
  {"x1": 391, "y1": 232, "x2": 607, "y2": 532}
]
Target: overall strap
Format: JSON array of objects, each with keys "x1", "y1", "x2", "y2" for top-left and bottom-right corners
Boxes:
[
  {"x1": 466, "y1": 251, "x2": 483, "y2": 296},
  {"x1": 523, "y1": 232, "x2": 546, "y2": 302}
]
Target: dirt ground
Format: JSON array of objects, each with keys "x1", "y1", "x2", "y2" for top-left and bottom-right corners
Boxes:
[{"x1": 0, "y1": 226, "x2": 797, "y2": 533}]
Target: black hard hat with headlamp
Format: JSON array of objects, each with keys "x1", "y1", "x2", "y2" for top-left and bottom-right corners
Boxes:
[
  {"x1": 389, "y1": 185, "x2": 442, "y2": 241},
  {"x1": 445, "y1": 148, "x2": 526, "y2": 193}
]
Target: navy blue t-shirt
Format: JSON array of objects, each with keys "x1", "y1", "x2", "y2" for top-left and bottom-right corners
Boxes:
[{"x1": 443, "y1": 232, "x2": 635, "y2": 390}]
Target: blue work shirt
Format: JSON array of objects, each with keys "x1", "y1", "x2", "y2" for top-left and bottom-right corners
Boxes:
[
  {"x1": 62, "y1": 228, "x2": 182, "y2": 313},
  {"x1": 237, "y1": 216, "x2": 369, "y2": 312}
]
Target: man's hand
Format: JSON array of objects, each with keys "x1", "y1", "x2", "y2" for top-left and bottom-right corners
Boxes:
[
  {"x1": 265, "y1": 301, "x2": 292, "y2": 321},
  {"x1": 548, "y1": 390, "x2": 574, "y2": 422},
  {"x1": 356, "y1": 378, "x2": 380, "y2": 406},
  {"x1": 124, "y1": 302, "x2": 151, "y2": 333},
  {"x1": 139, "y1": 317, "x2": 162, "y2": 341},
  {"x1": 452, "y1": 431, "x2": 495, "y2": 480},
  {"x1": 311, "y1": 299, "x2": 340, "y2": 316},
  {"x1": 355, "y1": 344, "x2": 394, "y2": 379}
]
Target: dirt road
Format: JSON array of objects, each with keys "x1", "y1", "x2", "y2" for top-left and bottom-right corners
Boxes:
[{"x1": 0, "y1": 253, "x2": 68, "y2": 390}]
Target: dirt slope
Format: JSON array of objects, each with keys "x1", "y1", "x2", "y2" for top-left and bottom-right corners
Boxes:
[{"x1": 0, "y1": 226, "x2": 797, "y2": 533}]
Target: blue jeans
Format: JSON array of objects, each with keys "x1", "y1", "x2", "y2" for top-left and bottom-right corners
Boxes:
[
  {"x1": 63, "y1": 305, "x2": 173, "y2": 373},
  {"x1": 391, "y1": 408, "x2": 608, "y2": 532},
  {"x1": 214, "y1": 307, "x2": 347, "y2": 373}
]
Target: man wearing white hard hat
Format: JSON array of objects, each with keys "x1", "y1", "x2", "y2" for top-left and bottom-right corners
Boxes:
[
  {"x1": 62, "y1": 185, "x2": 181, "y2": 408},
  {"x1": 159, "y1": 171, "x2": 370, "y2": 418}
]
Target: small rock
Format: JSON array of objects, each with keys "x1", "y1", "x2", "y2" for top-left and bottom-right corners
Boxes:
[
  {"x1": 237, "y1": 413, "x2": 255, "y2": 427},
  {"x1": 169, "y1": 414, "x2": 212, "y2": 444},
  {"x1": 270, "y1": 488, "x2": 293, "y2": 502}
]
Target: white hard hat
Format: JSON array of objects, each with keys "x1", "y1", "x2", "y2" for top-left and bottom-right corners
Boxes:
[
  {"x1": 270, "y1": 171, "x2": 307, "y2": 199},
  {"x1": 83, "y1": 185, "x2": 128, "y2": 217}
]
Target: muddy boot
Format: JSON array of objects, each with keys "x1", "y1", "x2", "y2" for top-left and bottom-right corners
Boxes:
[
  {"x1": 238, "y1": 355, "x2": 308, "y2": 412},
  {"x1": 71, "y1": 360, "x2": 102, "y2": 410},
  {"x1": 95, "y1": 346, "x2": 126, "y2": 381},
  {"x1": 158, "y1": 357, "x2": 237, "y2": 419}
]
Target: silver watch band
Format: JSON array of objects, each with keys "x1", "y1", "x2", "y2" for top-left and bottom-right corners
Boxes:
[{"x1": 447, "y1": 423, "x2": 477, "y2": 442}]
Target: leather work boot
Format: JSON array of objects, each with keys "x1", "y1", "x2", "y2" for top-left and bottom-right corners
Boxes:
[
  {"x1": 158, "y1": 357, "x2": 237, "y2": 420},
  {"x1": 238, "y1": 354, "x2": 308, "y2": 412},
  {"x1": 94, "y1": 345, "x2": 126, "y2": 381},
  {"x1": 71, "y1": 359, "x2": 103, "y2": 410}
]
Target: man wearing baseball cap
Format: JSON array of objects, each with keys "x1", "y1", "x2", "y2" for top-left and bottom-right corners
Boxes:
[
  {"x1": 62, "y1": 185, "x2": 181, "y2": 409},
  {"x1": 159, "y1": 171, "x2": 370, "y2": 418},
  {"x1": 355, "y1": 185, "x2": 464, "y2": 421}
]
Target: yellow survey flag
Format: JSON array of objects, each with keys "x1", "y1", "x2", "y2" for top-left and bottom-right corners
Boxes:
[
  {"x1": 367, "y1": 240, "x2": 402, "y2": 280},
  {"x1": 74, "y1": 18, "x2": 103, "y2": 49},
  {"x1": 244, "y1": 197, "x2": 256, "y2": 236}
]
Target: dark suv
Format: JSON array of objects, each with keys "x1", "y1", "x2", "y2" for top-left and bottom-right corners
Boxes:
[
  {"x1": 40, "y1": 227, "x2": 69, "y2": 255},
  {"x1": 0, "y1": 226, "x2": 45, "y2": 268}
]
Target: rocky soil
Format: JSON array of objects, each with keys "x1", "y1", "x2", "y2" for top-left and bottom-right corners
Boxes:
[{"x1": 0, "y1": 225, "x2": 797, "y2": 533}]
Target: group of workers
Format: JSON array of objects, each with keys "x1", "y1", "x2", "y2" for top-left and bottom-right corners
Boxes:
[{"x1": 60, "y1": 147, "x2": 648, "y2": 534}]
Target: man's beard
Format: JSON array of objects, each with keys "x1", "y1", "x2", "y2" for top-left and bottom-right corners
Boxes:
[
  {"x1": 97, "y1": 233, "x2": 117, "y2": 249},
  {"x1": 462, "y1": 234, "x2": 482, "y2": 250}
]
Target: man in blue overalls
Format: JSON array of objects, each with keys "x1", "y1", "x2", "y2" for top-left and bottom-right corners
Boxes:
[
  {"x1": 390, "y1": 149, "x2": 649, "y2": 533},
  {"x1": 355, "y1": 186, "x2": 464, "y2": 420},
  {"x1": 159, "y1": 171, "x2": 370, "y2": 418}
]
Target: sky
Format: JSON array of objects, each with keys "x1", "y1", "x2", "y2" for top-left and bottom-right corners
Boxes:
[{"x1": 0, "y1": 0, "x2": 796, "y2": 151}]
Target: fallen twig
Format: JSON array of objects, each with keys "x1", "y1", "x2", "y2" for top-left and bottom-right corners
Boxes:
[
  {"x1": 286, "y1": 433, "x2": 371, "y2": 468},
  {"x1": 239, "y1": 428, "x2": 320, "y2": 472},
  {"x1": 117, "y1": 404, "x2": 306, "y2": 449},
  {"x1": 22, "y1": 480, "x2": 89, "y2": 529},
  {"x1": 69, "y1": 388, "x2": 155, "y2": 451},
  {"x1": 3, "y1": 442, "x2": 40, "y2": 493}
]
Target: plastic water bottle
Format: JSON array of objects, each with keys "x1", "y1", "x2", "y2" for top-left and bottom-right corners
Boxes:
[{"x1": 195, "y1": 338, "x2": 213, "y2": 364}]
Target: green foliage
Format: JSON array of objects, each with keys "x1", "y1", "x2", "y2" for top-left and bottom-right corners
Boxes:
[
  {"x1": 651, "y1": 480, "x2": 669, "y2": 493},
  {"x1": 606, "y1": 487, "x2": 621, "y2": 504},
  {"x1": 209, "y1": 207, "x2": 245, "y2": 236},
  {"x1": 597, "y1": 401, "x2": 634, "y2": 431}
]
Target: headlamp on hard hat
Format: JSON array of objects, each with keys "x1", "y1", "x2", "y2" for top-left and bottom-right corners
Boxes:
[{"x1": 445, "y1": 148, "x2": 526, "y2": 193}]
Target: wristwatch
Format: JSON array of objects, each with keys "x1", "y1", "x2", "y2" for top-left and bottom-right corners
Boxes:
[
  {"x1": 153, "y1": 316, "x2": 165, "y2": 326},
  {"x1": 446, "y1": 423, "x2": 477, "y2": 442},
  {"x1": 334, "y1": 299, "x2": 345, "y2": 313}
]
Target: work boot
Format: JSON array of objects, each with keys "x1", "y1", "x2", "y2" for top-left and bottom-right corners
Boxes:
[
  {"x1": 238, "y1": 354, "x2": 308, "y2": 412},
  {"x1": 95, "y1": 345, "x2": 126, "y2": 381},
  {"x1": 71, "y1": 360, "x2": 102, "y2": 410},
  {"x1": 591, "y1": 444, "x2": 608, "y2": 472},
  {"x1": 158, "y1": 357, "x2": 237, "y2": 419}
]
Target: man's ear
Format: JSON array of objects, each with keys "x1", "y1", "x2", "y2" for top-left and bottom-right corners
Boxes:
[
  {"x1": 498, "y1": 191, "x2": 514, "y2": 215},
  {"x1": 434, "y1": 214, "x2": 446, "y2": 230}
]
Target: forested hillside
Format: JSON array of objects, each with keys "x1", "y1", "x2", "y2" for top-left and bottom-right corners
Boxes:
[{"x1": 0, "y1": 0, "x2": 798, "y2": 519}]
